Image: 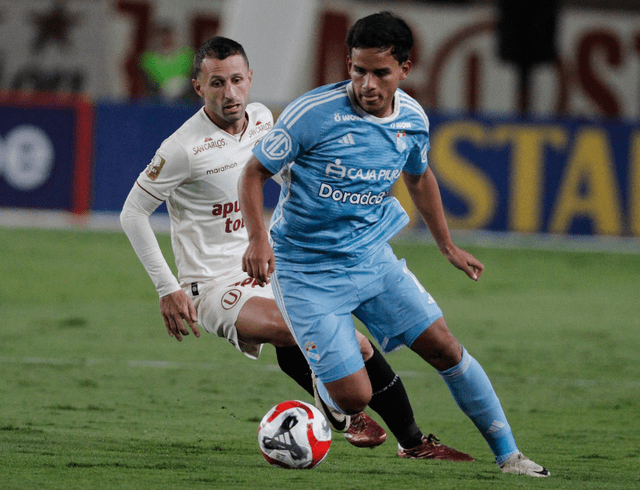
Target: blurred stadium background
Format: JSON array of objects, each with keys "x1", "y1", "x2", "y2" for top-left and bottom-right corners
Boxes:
[
  {"x1": 2, "y1": 5, "x2": 638, "y2": 487},
  {"x1": 1, "y1": 0, "x2": 639, "y2": 250}
]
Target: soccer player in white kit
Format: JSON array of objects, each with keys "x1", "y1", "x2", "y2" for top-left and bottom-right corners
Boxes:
[{"x1": 120, "y1": 36, "x2": 474, "y2": 460}]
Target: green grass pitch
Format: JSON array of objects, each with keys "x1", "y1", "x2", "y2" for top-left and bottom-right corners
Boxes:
[{"x1": 0, "y1": 227, "x2": 639, "y2": 489}]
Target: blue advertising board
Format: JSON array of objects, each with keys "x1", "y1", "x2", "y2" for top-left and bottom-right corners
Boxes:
[
  {"x1": 5, "y1": 96, "x2": 636, "y2": 237},
  {"x1": 90, "y1": 102, "x2": 639, "y2": 238},
  {"x1": 0, "y1": 92, "x2": 93, "y2": 213},
  {"x1": 91, "y1": 102, "x2": 195, "y2": 213},
  {"x1": 397, "y1": 115, "x2": 639, "y2": 237},
  {"x1": 92, "y1": 101, "x2": 281, "y2": 213}
]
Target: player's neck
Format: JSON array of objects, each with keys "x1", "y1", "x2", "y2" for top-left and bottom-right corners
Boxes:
[
  {"x1": 205, "y1": 109, "x2": 247, "y2": 136},
  {"x1": 233, "y1": 114, "x2": 248, "y2": 136}
]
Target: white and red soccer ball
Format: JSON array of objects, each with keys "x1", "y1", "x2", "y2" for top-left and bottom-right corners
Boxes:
[{"x1": 258, "y1": 400, "x2": 331, "y2": 469}]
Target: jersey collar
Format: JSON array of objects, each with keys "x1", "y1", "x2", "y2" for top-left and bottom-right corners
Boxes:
[{"x1": 201, "y1": 106, "x2": 249, "y2": 141}]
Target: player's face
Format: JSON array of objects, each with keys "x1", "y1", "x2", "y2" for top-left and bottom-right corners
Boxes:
[
  {"x1": 192, "y1": 54, "x2": 253, "y2": 134},
  {"x1": 347, "y1": 47, "x2": 411, "y2": 118}
]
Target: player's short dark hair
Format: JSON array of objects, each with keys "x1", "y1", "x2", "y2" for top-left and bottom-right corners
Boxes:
[
  {"x1": 345, "y1": 11, "x2": 413, "y2": 64},
  {"x1": 192, "y1": 36, "x2": 249, "y2": 79}
]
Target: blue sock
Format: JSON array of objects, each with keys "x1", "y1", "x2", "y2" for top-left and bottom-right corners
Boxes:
[{"x1": 439, "y1": 347, "x2": 519, "y2": 464}]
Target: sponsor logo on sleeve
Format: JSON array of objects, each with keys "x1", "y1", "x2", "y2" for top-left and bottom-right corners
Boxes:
[{"x1": 260, "y1": 129, "x2": 292, "y2": 160}]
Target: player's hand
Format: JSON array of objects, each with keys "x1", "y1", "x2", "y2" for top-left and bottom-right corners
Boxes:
[
  {"x1": 242, "y1": 234, "x2": 275, "y2": 287},
  {"x1": 441, "y1": 244, "x2": 484, "y2": 281},
  {"x1": 159, "y1": 290, "x2": 200, "y2": 341}
]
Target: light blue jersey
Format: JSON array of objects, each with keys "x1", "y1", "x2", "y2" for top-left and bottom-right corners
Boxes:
[{"x1": 253, "y1": 80, "x2": 430, "y2": 271}]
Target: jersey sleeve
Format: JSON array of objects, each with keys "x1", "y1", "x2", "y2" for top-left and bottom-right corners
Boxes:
[
  {"x1": 136, "y1": 136, "x2": 191, "y2": 201},
  {"x1": 251, "y1": 101, "x2": 321, "y2": 175},
  {"x1": 120, "y1": 136, "x2": 189, "y2": 297},
  {"x1": 402, "y1": 105, "x2": 431, "y2": 177},
  {"x1": 251, "y1": 125, "x2": 300, "y2": 175},
  {"x1": 403, "y1": 136, "x2": 430, "y2": 175},
  {"x1": 120, "y1": 184, "x2": 181, "y2": 297}
]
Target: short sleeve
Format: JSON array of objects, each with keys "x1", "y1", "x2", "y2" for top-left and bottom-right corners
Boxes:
[
  {"x1": 252, "y1": 125, "x2": 304, "y2": 175},
  {"x1": 252, "y1": 94, "x2": 327, "y2": 174},
  {"x1": 136, "y1": 137, "x2": 190, "y2": 201},
  {"x1": 403, "y1": 134, "x2": 430, "y2": 176}
]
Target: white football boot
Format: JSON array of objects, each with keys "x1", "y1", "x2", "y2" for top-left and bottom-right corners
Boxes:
[{"x1": 499, "y1": 452, "x2": 550, "y2": 477}]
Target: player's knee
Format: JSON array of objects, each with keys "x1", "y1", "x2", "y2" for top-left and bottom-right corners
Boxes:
[
  {"x1": 411, "y1": 319, "x2": 463, "y2": 371},
  {"x1": 358, "y1": 336, "x2": 374, "y2": 362},
  {"x1": 328, "y1": 376, "x2": 372, "y2": 415},
  {"x1": 426, "y1": 343, "x2": 462, "y2": 371},
  {"x1": 335, "y1": 391, "x2": 370, "y2": 415}
]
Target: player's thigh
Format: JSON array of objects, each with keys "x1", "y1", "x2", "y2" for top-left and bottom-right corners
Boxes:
[
  {"x1": 355, "y1": 256, "x2": 443, "y2": 353},
  {"x1": 272, "y1": 269, "x2": 364, "y2": 383},
  {"x1": 235, "y1": 295, "x2": 295, "y2": 347},
  {"x1": 194, "y1": 282, "x2": 275, "y2": 358},
  {"x1": 355, "y1": 330, "x2": 373, "y2": 361}
]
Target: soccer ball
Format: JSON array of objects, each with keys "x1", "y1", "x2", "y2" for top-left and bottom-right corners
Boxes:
[{"x1": 258, "y1": 400, "x2": 331, "y2": 469}]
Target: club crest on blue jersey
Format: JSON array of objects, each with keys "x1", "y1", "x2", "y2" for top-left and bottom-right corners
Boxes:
[
  {"x1": 396, "y1": 131, "x2": 407, "y2": 152},
  {"x1": 304, "y1": 341, "x2": 320, "y2": 364}
]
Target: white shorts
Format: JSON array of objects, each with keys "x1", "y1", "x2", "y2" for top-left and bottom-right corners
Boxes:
[{"x1": 186, "y1": 274, "x2": 274, "y2": 359}]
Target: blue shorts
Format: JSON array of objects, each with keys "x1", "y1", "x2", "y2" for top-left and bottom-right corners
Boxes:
[{"x1": 271, "y1": 244, "x2": 443, "y2": 383}]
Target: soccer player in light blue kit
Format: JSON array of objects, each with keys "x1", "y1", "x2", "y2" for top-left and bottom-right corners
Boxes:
[{"x1": 240, "y1": 12, "x2": 549, "y2": 476}]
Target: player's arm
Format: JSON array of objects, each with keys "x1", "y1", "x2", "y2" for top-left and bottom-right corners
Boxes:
[
  {"x1": 238, "y1": 155, "x2": 275, "y2": 286},
  {"x1": 402, "y1": 167, "x2": 483, "y2": 281},
  {"x1": 120, "y1": 185, "x2": 199, "y2": 340}
]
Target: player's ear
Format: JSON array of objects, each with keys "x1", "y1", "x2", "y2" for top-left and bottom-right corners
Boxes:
[
  {"x1": 192, "y1": 78, "x2": 203, "y2": 97},
  {"x1": 248, "y1": 69, "x2": 253, "y2": 87},
  {"x1": 399, "y1": 60, "x2": 412, "y2": 80},
  {"x1": 346, "y1": 55, "x2": 353, "y2": 73}
]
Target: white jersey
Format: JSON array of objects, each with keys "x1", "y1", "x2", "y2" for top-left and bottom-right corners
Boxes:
[{"x1": 121, "y1": 103, "x2": 273, "y2": 295}]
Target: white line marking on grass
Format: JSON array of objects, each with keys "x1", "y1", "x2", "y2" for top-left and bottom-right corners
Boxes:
[{"x1": 2, "y1": 356, "x2": 639, "y2": 389}]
